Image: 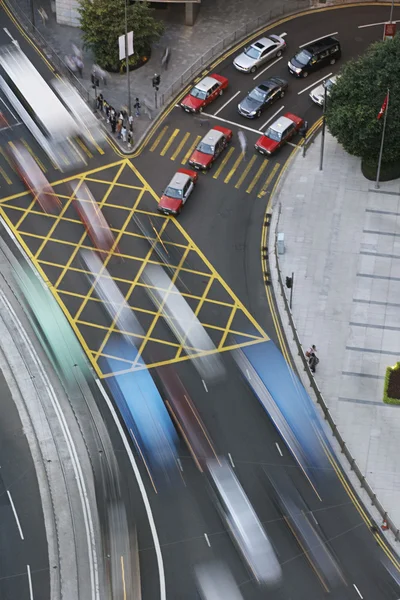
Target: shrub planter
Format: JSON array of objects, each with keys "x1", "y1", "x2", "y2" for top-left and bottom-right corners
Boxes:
[
  {"x1": 383, "y1": 362, "x2": 400, "y2": 405},
  {"x1": 361, "y1": 158, "x2": 400, "y2": 182},
  {"x1": 105, "y1": 53, "x2": 151, "y2": 74}
]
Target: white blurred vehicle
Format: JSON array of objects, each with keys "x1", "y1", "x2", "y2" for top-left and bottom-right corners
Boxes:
[
  {"x1": 207, "y1": 459, "x2": 282, "y2": 586},
  {"x1": 0, "y1": 45, "x2": 86, "y2": 169},
  {"x1": 141, "y1": 264, "x2": 225, "y2": 383},
  {"x1": 309, "y1": 74, "x2": 339, "y2": 106},
  {"x1": 195, "y1": 562, "x2": 244, "y2": 600},
  {"x1": 52, "y1": 78, "x2": 104, "y2": 147}
]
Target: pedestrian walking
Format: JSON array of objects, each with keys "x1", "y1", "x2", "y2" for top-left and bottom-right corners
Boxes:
[
  {"x1": 116, "y1": 119, "x2": 122, "y2": 138},
  {"x1": 238, "y1": 130, "x2": 247, "y2": 156},
  {"x1": 110, "y1": 107, "x2": 115, "y2": 120},
  {"x1": 128, "y1": 127, "x2": 133, "y2": 148},
  {"x1": 161, "y1": 47, "x2": 170, "y2": 70},
  {"x1": 96, "y1": 94, "x2": 104, "y2": 112},
  {"x1": 38, "y1": 6, "x2": 48, "y2": 25},
  {"x1": 65, "y1": 55, "x2": 77, "y2": 76},
  {"x1": 305, "y1": 344, "x2": 316, "y2": 358},
  {"x1": 134, "y1": 98, "x2": 141, "y2": 117},
  {"x1": 309, "y1": 353, "x2": 319, "y2": 374},
  {"x1": 93, "y1": 63, "x2": 107, "y2": 86},
  {"x1": 121, "y1": 125, "x2": 127, "y2": 143},
  {"x1": 105, "y1": 103, "x2": 110, "y2": 122},
  {"x1": 128, "y1": 114, "x2": 133, "y2": 127},
  {"x1": 72, "y1": 44, "x2": 82, "y2": 60},
  {"x1": 111, "y1": 117, "x2": 116, "y2": 134}
]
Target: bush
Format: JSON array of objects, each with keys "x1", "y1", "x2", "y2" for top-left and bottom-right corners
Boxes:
[
  {"x1": 361, "y1": 158, "x2": 400, "y2": 182},
  {"x1": 383, "y1": 363, "x2": 400, "y2": 405}
]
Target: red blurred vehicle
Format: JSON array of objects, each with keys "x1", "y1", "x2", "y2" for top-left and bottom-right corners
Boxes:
[
  {"x1": 180, "y1": 74, "x2": 228, "y2": 114},
  {"x1": 255, "y1": 112, "x2": 303, "y2": 156},
  {"x1": 157, "y1": 168, "x2": 198, "y2": 216},
  {"x1": 188, "y1": 125, "x2": 233, "y2": 171},
  {"x1": 157, "y1": 365, "x2": 218, "y2": 472},
  {"x1": 72, "y1": 182, "x2": 117, "y2": 256},
  {"x1": 8, "y1": 142, "x2": 61, "y2": 214}
]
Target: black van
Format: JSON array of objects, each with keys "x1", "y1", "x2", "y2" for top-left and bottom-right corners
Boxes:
[{"x1": 288, "y1": 36, "x2": 341, "y2": 78}]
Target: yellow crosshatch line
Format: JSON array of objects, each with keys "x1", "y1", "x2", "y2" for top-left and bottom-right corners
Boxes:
[
  {"x1": 182, "y1": 135, "x2": 201, "y2": 165},
  {"x1": 0, "y1": 158, "x2": 268, "y2": 377}
]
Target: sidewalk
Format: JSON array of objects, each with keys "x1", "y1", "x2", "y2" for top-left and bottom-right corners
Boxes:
[
  {"x1": 12, "y1": 0, "x2": 289, "y2": 150},
  {"x1": 270, "y1": 131, "x2": 400, "y2": 543}
]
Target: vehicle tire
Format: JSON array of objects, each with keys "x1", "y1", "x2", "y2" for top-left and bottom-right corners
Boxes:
[
  {"x1": 330, "y1": 58, "x2": 336, "y2": 65},
  {"x1": 276, "y1": 50, "x2": 282, "y2": 58},
  {"x1": 302, "y1": 71, "x2": 309, "y2": 78},
  {"x1": 219, "y1": 89, "x2": 224, "y2": 96},
  {"x1": 250, "y1": 66, "x2": 257, "y2": 73},
  {"x1": 256, "y1": 110, "x2": 261, "y2": 118},
  {"x1": 280, "y1": 90, "x2": 285, "y2": 98}
]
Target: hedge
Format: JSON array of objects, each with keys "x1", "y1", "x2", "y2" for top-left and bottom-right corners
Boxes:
[{"x1": 383, "y1": 362, "x2": 400, "y2": 405}]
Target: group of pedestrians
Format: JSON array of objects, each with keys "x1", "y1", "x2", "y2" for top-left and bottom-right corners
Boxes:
[{"x1": 96, "y1": 94, "x2": 142, "y2": 147}]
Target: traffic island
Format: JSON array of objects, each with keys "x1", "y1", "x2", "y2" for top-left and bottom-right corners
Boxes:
[{"x1": 383, "y1": 363, "x2": 400, "y2": 405}]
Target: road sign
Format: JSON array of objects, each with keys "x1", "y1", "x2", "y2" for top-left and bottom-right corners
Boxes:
[
  {"x1": 383, "y1": 22, "x2": 396, "y2": 40},
  {"x1": 119, "y1": 31, "x2": 134, "y2": 61}
]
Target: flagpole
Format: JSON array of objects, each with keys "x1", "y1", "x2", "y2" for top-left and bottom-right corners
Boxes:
[{"x1": 375, "y1": 88, "x2": 389, "y2": 190}]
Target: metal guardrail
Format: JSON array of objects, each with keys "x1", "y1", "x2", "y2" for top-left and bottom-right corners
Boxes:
[{"x1": 267, "y1": 199, "x2": 400, "y2": 543}]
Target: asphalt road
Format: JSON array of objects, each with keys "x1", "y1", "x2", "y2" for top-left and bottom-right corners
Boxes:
[
  {"x1": 0, "y1": 3, "x2": 400, "y2": 600},
  {"x1": 0, "y1": 368, "x2": 49, "y2": 600}
]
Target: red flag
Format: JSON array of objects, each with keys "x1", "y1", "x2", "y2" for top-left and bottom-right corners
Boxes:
[{"x1": 377, "y1": 93, "x2": 389, "y2": 120}]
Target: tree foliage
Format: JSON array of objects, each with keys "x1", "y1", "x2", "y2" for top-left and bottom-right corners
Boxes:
[
  {"x1": 326, "y1": 35, "x2": 400, "y2": 164},
  {"x1": 79, "y1": 0, "x2": 164, "y2": 71}
]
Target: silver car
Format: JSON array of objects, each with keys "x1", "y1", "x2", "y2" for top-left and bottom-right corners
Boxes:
[
  {"x1": 233, "y1": 35, "x2": 286, "y2": 73},
  {"x1": 309, "y1": 74, "x2": 339, "y2": 106}
]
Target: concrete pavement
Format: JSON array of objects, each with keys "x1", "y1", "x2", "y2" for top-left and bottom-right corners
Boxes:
[{"x1": 270, "y1": 130, "x2": 400, "y2": 548}]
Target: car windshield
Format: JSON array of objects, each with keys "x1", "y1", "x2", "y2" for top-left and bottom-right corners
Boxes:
[
  {"x1": 325, "y1": 79, "x2": 335, "y2": 91},
  {"x1": 294, "y1": 50, "x2": 312, "y2": 66},
  {"x1": 245, "y1": 46, "x2": 262, "y2": 60},
  {"x1": 249, "y1": 87, "x2": 268, "y2": 102},
  {"x1": 197, "y1": 142, "x2": 214, "y2": 154},
  {"x1": 165, "y1": 186, "x2": 183, "y2": 199},
  {"x1": 266, "y1": 127, "x2": 282, "y2": 142},
  {"x1": 190, "y1": 86, "x2": 207, "y2": 100}
]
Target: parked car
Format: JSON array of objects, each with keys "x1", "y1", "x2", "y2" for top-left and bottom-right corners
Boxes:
[
  {"x1": 188, "y1": 126, "x2": 232, "y2": 170},
  {"x1": 181, "y1": 74, "x2": 228, "y2": 113},
  {"x1": 158, "y1": 168, "x2": 198, "y2": 215},
  {"x1": 234, "y1": 35, "x2": 286, "y2": 73},
  {"x1": 288, "y1": 36, "x2": 341, "y2": 78},
  {"x1": 309, "y1": 74, "x2": 339, "y2": 106},
  {"x1": 255, "y1": 112, "x2": 303, "y2": 155},
  {"x1": 237, "y1": 77, "x2": 288, "y2": 118}
]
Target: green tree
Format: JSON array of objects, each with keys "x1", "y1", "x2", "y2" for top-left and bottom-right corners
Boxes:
[
  {"x1": 326, "y1": 35, "x2": 400, "y2": 166},
  {"x1": 79, "y1": 0, "x2": 164, "y2": 71}
]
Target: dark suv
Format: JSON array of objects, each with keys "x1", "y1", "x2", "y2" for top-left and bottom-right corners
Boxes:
[{"x1": 288, "y1": 36, "x2": 341, "y2": 78}]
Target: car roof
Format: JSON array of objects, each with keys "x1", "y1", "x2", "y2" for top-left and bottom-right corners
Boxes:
[
  {"x1": 167, "y1": 171, "x2": 190, "y2": 189},
  {"x1": 201, "y1": 128, "x2": 224, "y2": 145},
  {"x1": 250, "y1": 36, "x2": 276, "y2": 51},
  {"x1": 257, "y1": 80, "x2": 278, "y2": 92},
  {"x1": 305, "y1": 36, "x2": 339, "y2": 52},
  {"x1": 195, "y1": 76, "x2": 219, "y2": 92},
  {"x1": 269, "y1": 115, "x2": 294, "y2": 133}
]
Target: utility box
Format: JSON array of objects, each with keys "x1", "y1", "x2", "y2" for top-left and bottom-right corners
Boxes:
[{"x1": 277, "y1": 232, "x2": 285, "y2": 255}]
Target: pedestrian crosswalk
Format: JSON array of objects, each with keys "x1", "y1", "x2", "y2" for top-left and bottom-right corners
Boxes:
[{"x1": 149, "y1": 124, "x2": 282, "y2": 197}]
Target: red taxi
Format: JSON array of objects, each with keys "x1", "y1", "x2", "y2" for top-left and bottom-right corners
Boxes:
[
  {"x1": 72, "y1": 182, "x2": 117, "y2": 256},
  {"x1": 181, "y1": 74, "x2": 228, "y2": 113},
  {"x1": 189, "y1": 126, "x2": 232, "y2": 170},
  {"x1": 255, "y1": 112, "x2": 303, "y2": 156},
  {"x1": 158, "y1": 168, "x2": 198, "y2": 216},
  {"x1": 8, "y1": 143, "x2": 61, "y2": 214}
]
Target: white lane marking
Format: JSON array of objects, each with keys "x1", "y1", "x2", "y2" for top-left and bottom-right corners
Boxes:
[
  {"x1": 202, "y1": 379, "x2": 208, "y2": 392},
  {"x1": 96, "y1": 381, "x2": 166, "y2": 600},
  {"x1": 204, "y1": 533, "x2": 211, "y2": 547},
  {"x1": 246, "y1": 368, "x2": 251, "y2": 380},
  {"x1": 253, "y1": 56, "x2": 283, "y2": 80},
  {"x1": 287, "y1": 141, "x2": 297, "y2": 148},
  {"x1": 310, "y1": 512, "x2": 319, "y2": 525},
  {"x1": 214, "y1": 90, "x2": 241, "y2": 116},
  {"x1": 0, "y1": 96, "x2": 17, "y2": 121},
  {"x1": 298, "y1": 72, "x2": 332, "y2": 95},
  {"x1": 27, "y1": 565, "x2": 34, "y2": 600},
  {"x1": 280, "y1": 32, "x2": 287, "y2": 37},
  {"x1": 7, "y1": 490, "x2": 24, "y2": 540},
  {"x1": 201, "y1": 111, "x2": 262, "y2": 135},
  {"x1": 177, "y1": 458, "x2": 184, "y2": 472},
  {"x1": 299, "y1": 32, "x2": 338, "y2": 48},
  {"x1": 359, "y1": 19, "x2": 400, "y2": 28},
  {"x1": 353, "y1": 584, "x2": 364, "y2": 599},
  {"x1": 175, "y1": 104, "x2": 180, "y2": 108},
  {"x1": 260, "y1": 105, "x2": 284, "y2": 130},
  {"x1": 228, "y1": 453, "x2": 235, "y2": 468},
  {"x1": 275, "y1": 442, "x2": 283, "y2": 457}
]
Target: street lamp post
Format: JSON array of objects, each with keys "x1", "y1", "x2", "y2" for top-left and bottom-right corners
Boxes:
[
  {"x1": 389, "y1": 0, "x2": 395, "y2": 23},
  {"x1": 124, "y1": 0, "x2": 131, "y2": 117},
  {"x1": 319, "y1": 82, "x2": 328, "y2": 171}
]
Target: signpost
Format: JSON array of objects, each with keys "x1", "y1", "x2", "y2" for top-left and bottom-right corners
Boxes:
[
  {"x1": 119, "y1": 13, "x2": 134, "y2": 117},
  {"x1": 383, "y1": 22, "x2": 396, "y2": 40}
]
